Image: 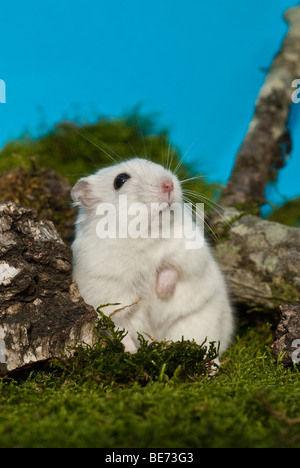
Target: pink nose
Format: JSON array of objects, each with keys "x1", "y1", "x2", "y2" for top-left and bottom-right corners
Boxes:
[{"x1": 161, "y1": 178, "x2": 174, "y2": 194}]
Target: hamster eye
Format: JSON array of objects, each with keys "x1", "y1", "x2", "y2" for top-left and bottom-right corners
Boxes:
[{"x1": 114, "y1": 173, "x2": 131, "y2": 190}]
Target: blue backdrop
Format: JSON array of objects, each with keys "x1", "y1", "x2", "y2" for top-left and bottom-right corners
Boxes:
[{"x1": 0, "y1": 0, "x2": 299, "y2": 206}]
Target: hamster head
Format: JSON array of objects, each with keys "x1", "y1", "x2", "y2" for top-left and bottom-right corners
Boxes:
[{"x1": 71, "y1": 158, "x2": 182, "y2": 210}]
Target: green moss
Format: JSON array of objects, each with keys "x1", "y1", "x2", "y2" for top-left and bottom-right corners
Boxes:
[
  {"x1": 0, "y1": 317, "x2": 299, "y2": 448},
  {"x1": 214, "y1": 243, "x2": 241, "y2": 267},
  {"x1": 270, "y1": 277, "x2": 299, "y2": 306},
  {"x1": 0, "y1": 115, "x2": 216, "y2": 206},
  {"x1": 51, "y1": 307, "x2": 220, "y2": 387},
  {"x1": 0, "y1": 163, "x2": 76, "y2": 243},
  {"x1": 268, "y1": 198, "x2": 300, "y2": 228}
]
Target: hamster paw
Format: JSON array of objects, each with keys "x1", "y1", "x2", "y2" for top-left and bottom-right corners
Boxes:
[
  {"x1": 122, "y1": 334, "x2": 138, "y2": 354},
  {"x1": 156, "y1": 266, "x2": 178, "y2": 299}
]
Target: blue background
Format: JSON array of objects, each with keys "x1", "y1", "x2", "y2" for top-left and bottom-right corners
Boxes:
[{"x1": 0, "y1": 0, "x2": 299, "y2": 206}]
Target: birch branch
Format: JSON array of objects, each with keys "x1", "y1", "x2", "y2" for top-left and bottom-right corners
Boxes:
[{"x1": 219, "y1": 6, "x2": 300, "y2": 210}]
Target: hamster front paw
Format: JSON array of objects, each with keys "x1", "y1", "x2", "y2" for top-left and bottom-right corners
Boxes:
[
  {"x1": 122, "y1": 334, "x2": 138, "y2": 354},
  {"x1": 156, "y1": 266, "x2": 178, "y2": 300}
]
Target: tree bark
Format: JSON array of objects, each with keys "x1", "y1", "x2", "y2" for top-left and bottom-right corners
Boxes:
[
  {"x1": 0, "y1": 201, "x2": 97, "y2": 376},
  {"x1": 211, "y1": 6, "x2": 300, "y2": 314},
  {"x1": 271, "y1": 302, "x2": 300, "y2": 366},
  {"x1": 219, "y1": 6, "x2": 300, "y2": 210},
  {"x1": 213, "y1": 213, "x2": 300, "y2": 311}
]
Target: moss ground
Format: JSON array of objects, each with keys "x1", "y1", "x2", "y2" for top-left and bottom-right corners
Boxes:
[{"x1": 0, "y1": 315, "x2": 299, "y2": 449}]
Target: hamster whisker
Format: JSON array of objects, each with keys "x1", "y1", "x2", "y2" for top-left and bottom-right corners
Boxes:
[
  {"x1": 172, "y1": 141, "x2": 195, "y2": 176},
  {"x1": 126, "y1": 138, "x2": 138, "y2": 159},
  {"x1": 180, "y1": 174, "x2": 206, "y2": 183},
  {"x1": 172, "y1": 153, "x2": 184, "y2": 175},
  {"x1": 182, "y1": 190, "x2": 233, "y2": 231},
  {"x1": 182, "y1": 191, "x2": 229, "y2": 217},
  {"x1": 182, "y1": 189, "x2": 225, "y2": 210},
  {"x1": 72, "y1": 128, "x2": 121, "y2": 165},
  {"x1": 161, "y1": 135, "x2": 168, "y2": 169},
  {"x1": 136, "y1": 120, "x2": 150, "y2": 161},
  {"x1": 167, "y1": 143, "x2": 176, "y2": 171},
  {"x1": 182, "y1": 196, "x2": 221, "y2": 243}
]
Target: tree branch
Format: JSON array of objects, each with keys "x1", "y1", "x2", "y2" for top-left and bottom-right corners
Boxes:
[
  {"x1": 214, "y1": 213, "x2": 300, "y2": 311},
  {"x1": 219, "y1": 6, "x2": 300, "y2": 211}
]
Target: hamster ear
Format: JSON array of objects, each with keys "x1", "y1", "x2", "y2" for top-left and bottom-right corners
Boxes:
[{"x1": 71, "y1": 178, "x2": 98, "y2": 208}]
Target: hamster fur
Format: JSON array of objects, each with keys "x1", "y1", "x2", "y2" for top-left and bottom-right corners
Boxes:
[{"x1": 71, "y1": 158, "x2": 234, "y2": 356}]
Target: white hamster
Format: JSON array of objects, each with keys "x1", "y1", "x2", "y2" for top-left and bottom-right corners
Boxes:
[{"x1": 71, "y1": 158, "x2": 234, "y2": 356}]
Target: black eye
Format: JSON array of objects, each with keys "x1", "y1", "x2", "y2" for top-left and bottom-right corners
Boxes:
[{"x1": 114, "y1": 173, "x2": 131, "y2": 190}]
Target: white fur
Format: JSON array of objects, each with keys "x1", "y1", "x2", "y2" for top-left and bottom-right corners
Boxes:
[{"x1": 71, "y1": 158, "x2": 234, "y2": 355}]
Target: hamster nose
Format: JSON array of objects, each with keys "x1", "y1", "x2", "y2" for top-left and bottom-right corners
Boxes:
[{"x1": 161, "y1": 178, "x2": 174, "y2": 194}]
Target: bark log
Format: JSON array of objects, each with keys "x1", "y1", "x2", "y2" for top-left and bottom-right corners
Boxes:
[
  {"x1": 212, "y1": 6, "x2": 300, "y2": 313},
  {"x1": 0, "y1": 201, "x2": 97, "y2": 376},
  {"x1": 213, "y1": 212, "x2": 300, "y2": 311},
  {"x1": 271, "y1": 302, "x2": 300, "y2": 366},
  {"x1": 219, "y1": 6, "x2": 300, "y2": 210}
]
